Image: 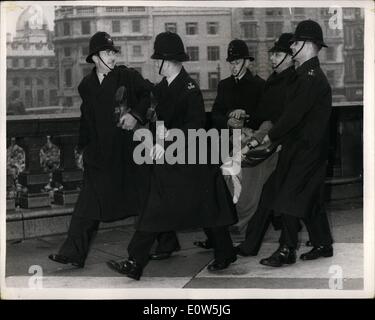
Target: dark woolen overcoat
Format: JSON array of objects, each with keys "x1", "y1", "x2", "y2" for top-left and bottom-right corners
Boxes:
[
  {"x1": 74, "y1": 65, "x2": 151, "y2": 222},
  {"x1": 259, "y1": 57, "x2": 332, "y2": 219},
  {"x1": 211, "y1": 70, "x2": 265, "y2": 130},
  {"x1": 136, "y1": 68, "x2": 237, "y2": 232}
]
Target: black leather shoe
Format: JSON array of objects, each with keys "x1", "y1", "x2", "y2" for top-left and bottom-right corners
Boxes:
[
  {"x1": 106, "y1": 259, "x2": 143, "y2": 280},
  {"x1": 260, "y1": 246, "x2": 296, "y2": 267},
  {"x1": 48, "y1": 254, "x2": 84, "y2": 268},
  {"x1": 207, "y1": 255, "x2": 237, "y2": 271},
  {"x1": 193, "y1": 240, "x2": 213, "y2": 250},
  {"x1": 234, "y1": 245, "x2": 256, "y2": 257},
  {"x1": 149, "y1": 246, "x2": 181, "y2": 260},
  {"x1": 300, "y1": 245, "x2": 333, "y2": 260}
]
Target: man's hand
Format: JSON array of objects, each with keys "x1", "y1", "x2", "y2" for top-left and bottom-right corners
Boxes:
[
  {"x1": 229, "y1": 109, "x2": 246, "y2": 119},
  {"x1": 262, "y1": 134, "x2": 270, "y2": 144},
  {"x1": 120, "y1": 113, "x2": 138, "y2": 130},
  {"x1": 227, "y1": 117, "x2": 244, "y2": 129},
  {"x1": 150, "y1": 143, "x2": 165, "y2": 160}
]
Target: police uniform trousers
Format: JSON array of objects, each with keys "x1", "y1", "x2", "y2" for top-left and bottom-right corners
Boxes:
[
  {"x1": 128, "y1": 227, "x2": 235, "y2": 268},
  {"x1": 232, "y1": 152, "x2": 278, "y2": 233}
]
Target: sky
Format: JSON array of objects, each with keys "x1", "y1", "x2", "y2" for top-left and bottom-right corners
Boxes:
[{"x1": 3, "y1": 2, "x2": 55, "y2": 37}]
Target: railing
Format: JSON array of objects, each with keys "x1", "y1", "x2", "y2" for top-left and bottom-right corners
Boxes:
[{"x1": 6, "y1": 102, "x2": 363, "y2": 222}]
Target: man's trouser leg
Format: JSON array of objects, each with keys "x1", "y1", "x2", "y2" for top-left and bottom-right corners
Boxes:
[
  {"x1": 154, "y1": 231, "x2": 180, "y2": 253},
  {"x1": 58, "y1": 214, "x2": 100, "y2": 264},
  {"x1": 234, "y1": 153, "x2": 278, "y2": 233},
  {"x1": 127, "y1": 230, "x2": 159, "y2": 268},
  {"x1": 238, "y1": 207, "x2": 273, "y2": 255},
  {"x1": 303, "y1": 208, "x2": 333, "y2": 247},
  {"x1": 209, "y1": 226, "x2": 235, "y2": 262},
  {"x1": 279, "y1": 214, "x2": 300, "y2": 249}
]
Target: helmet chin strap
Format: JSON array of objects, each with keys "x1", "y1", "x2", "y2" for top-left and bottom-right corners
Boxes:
[
  {"x1": 159, "y1": 60, "x2": 165, "y2": 75},
  {"x1": 272, "y1": 52, "x2": 289, "y2": 70},
  {"x1": 98, "y1": 54, "x2": 114, "y2": 71},
  {"x1": 234, "y1": 59, "x2": 246, "y2": 78},
  {"x1": 292, "y1": 41, "x2": 306, "y2": 60}
]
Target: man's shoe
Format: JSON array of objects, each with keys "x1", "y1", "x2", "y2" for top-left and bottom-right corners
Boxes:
[
  {"x1": 300, "y1": 245, "x2": 333, "y2": 260},
  {"x1": 207, "y1": 255, "x2": 237, "y2": 271},
  {"x1": 106, "y1": 259, "x2": 143, "y2": 280},
  {"x1": 193, "y1": 240, "x2": 213, "y2": 250},
  {"x1": 260, "y1": 246, "x2": 296, "y2": 267},
  {"x1": 234, "y1": 245, "x2": 256, "y2": 257},
  {"x1": 48, "y1": 254, "x2": 84, "y2": 268},
  {"x1": 149, "y1": 246, "x2": 181, "y2": 260}
]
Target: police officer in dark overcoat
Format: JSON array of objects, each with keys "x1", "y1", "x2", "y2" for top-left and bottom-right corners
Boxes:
[
  {"x1": 49, "y1": 32, "x2": 151, "y2": 267},
  {"x1": 256, "y1": 20, "x2": 334, "y2": 267},
  {"x1": 235, "y1": 33, "x2": 297, "y2": 256},
  {"x1": 106, "y1": 32, "x2": 237, "y2": 280}
]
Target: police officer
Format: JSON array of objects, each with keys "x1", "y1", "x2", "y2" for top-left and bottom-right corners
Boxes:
[
  {"x1": 49, "y1": 32, "x2": 151, "y2": 268},
  {"x1": 106, "y1": 32, "x2": 237, "y2": 280},
  {"x1": 235, "y1": 33, "x2": 297, "y2": 256},
  {"x1": 258, "y1": 20, "x2": 334, "y2": 267},
  {"x1": 194, "y1": 39, "x2": 265, "y2": 250}
]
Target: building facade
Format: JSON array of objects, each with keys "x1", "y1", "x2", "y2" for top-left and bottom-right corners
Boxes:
[
  {"x1": 232, "y1": 7, "x2": 347, "y2": 102},
  {"x1": 6, "y1": 5, "x2": 58, "y2": 113},
  {"x1": 53, "y1": 5, "x2": 153, "y2": 107}
]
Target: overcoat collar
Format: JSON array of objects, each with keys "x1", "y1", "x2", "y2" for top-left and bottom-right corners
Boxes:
[{"x1": 296, "y1": 56, "x2": 320, "y2": 75}]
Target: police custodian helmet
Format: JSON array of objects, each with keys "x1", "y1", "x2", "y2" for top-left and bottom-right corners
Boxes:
[
  {"x1": 269, "y1": 33, "x2": 294, "y2": 55},
  {"x1": 86, "y1": 32, "x2": 120, "y2": 63},
  {"x1": 290, "y1": 20, "x2": 328, "y2": 48},
  {"x1": 226, "y1": 39, "x2": 254, "y2": 62},
  {"x1": 151, "y1": 32, "x2": 189, "y2": 62}
]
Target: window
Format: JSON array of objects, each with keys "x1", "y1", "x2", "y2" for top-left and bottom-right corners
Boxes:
[
  {"x1": 12, "y1": 58, "x2": 19, "y2": 68},
  {"x1": 266, "y1": 22, "x2": 284, "y2": 38},
  {"x1": 106, "y1": 6, "x2": 124, "y2": 12},
  {"x1": 208, "y1": 72, "x2": 219, "y2": 90},
  {"x1": 37, "y1": 90, "x2": 44, "y2": 105},
  {"x1": 189, "y1": 73, "x2": 200, "y2": 85},
  {"x1": 12, "y1": 78, "x2": 19, "y2": 86},
  {"x1": 132, "y1": 20, "x2": 141, "y2": 33},
  {"x1": 294, "y1": 8, "x2": 305, "y2": 16},
  {"x1": 326, "y1": 47, "x2": 334, "y2": 60},
  {"x1": 12, "y1": 90, "x2": 20, "y2": 99},
  {"x1": 81, "y1": 21, "x2": 91, "y2": 35},
  {"x1": 243, "y1": 9, "x2": 254, "y2": 18},
  {"x1": 207, "y1": 46, "x2": 220, "y2": 61},
  {"x1": 207, "y1": 22, "x2": 219, "y2": 35},
  {"x1": 36, "y1": 58, "x2": 43, "y2": 67},
  {"x1": 63, "y1": 22, "x2": 70, "y2": 36},
  {"x1": 37, "y1": 78, "x2": 43, "y2": 85},
  {"x1": 64, "y1": 47, "x2": 71, "y2": 57},
  {"x1": 186, "y1": 47, "x2": 199, "y2": 61},
  {"x1": 25, "y1": 77, "x2": 31, "y2": 86},
  {"x1": 49, "y1": 58, "x2": 55, "y2": 67},
  {"x1": 82, "y1": 46, "x2": 89, "y2": 56},
  {"x1": 186, "y1": 22, "x2": 198, "y2": 35},
  {"x1": 24, "y1": 58, "x2": 31, "y2": 68},
  {"x1": 77, "y1": 7, "x2": 95, "y2": 15},
  {"x1": 128, "y1": 7, "x2": 145, "y2": 12},
  {"x1": 65, "y1": 68, "x2": 72, "y2": 87},
  {"x1": 49, "y1": 76, "x2": 56, "y2": 85},
  {"x1": 355, "y1": 60, "x2": 363, "y2": 80},
  {"x1": 354, "y1": 27, "x2": 364, "y2": 47},
  {"x1": 165, "y1": 23, "x2": 177, "y2": 33},
  {"x1": 132, "y1": 45, "x2": 142, "y2": 57},
  {"x1": 25, "y1": 90, "x2": 32, "y2": 105},
  {"x1": 65, "y1": 97, "x2": 73, "y2": 107},
  {"x1": 320, "y1": 8, "x2": 330, "y2": 17},
  {"x1": 266, "y1": 8, "x2": 283, "y2": 16},
  {"x1": 241, "y1": 22, "x2": 257, "y2": 38},
  {"x1": 112, "y1": 20, "x2": 121, "y2": 33},
  {"x1": 49, "y1": 89, "x2": 58, "y2": 105}
]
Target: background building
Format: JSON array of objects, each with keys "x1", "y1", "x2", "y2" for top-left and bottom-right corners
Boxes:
[{"x1": 6, "y1": 5, "x2": 58, "y2": 113}]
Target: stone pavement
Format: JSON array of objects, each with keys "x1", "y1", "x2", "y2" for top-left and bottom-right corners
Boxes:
[{"x1": 4, "y1": 199, "x2": 364, "y2": 292}]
